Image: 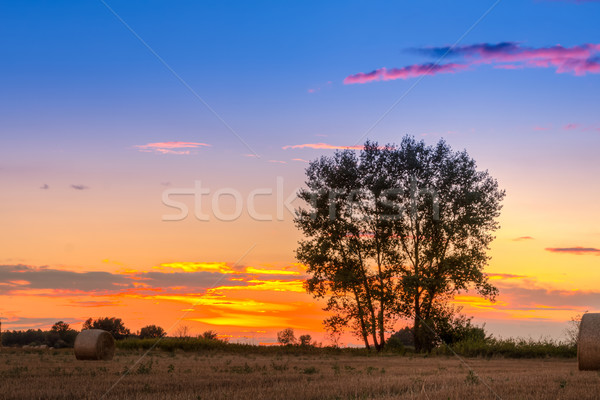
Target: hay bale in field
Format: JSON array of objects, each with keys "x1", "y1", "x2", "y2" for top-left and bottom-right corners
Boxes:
[
  {"x1": 74, "y1": 329, "x2": 115, "y2": 361},
  {"x1": 578, "y1": 313, "x2": 600, "y2": 370}
]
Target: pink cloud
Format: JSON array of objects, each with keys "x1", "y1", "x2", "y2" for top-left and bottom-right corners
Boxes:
[
  {"x1": 135, "y1": 141, "x2": 211, "y2": 154},
  {"x1": 282, "y1": 143, "x2": 363, "y2": 150},
  {"x1": 563, "y1": 123, "x2": 581, "y2": 130},
  {"x1": 292, "y1": 158, "x2": 309, "y2": 163},
  {"x1": 268, "y1": 160, "x2": 287, "y2": 164},
  {"x1": 344, "y1": 63, "x2": 468, "y2": 84},
  {"x1": 345, "y1": 42, "x2": 600, "y2": 84},
  {"x1": 513, "y1": 236, "x2": 535, "y2": 241},
  {"x1": 533, "y1": 126, "x2": 550, "y2": 131}
]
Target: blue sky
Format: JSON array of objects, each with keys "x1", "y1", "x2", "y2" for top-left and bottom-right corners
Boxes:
[{"x1": 1, "y1": 0, "x2": 600, "y2": 340}]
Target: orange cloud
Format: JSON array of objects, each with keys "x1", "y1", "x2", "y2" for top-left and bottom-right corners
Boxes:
[
  {"x1": 486, "y1": 273, "x2": 528, "y2": 280},
  {"x1": 190, "y1": 314, "x2": 295, "y2": 328},
  {"x1": 154, "y1": 262, "x2": 237, "y2": 274},
  {"x1": 244, "y1": 267, "x2": 300, "y2": 276},
  {"x1": 208, "y1": 279, "x2": 305, "y2": 293}
]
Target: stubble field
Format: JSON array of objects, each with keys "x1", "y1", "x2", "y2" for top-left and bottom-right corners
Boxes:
[{"x1": 1, "y1": 348, "x2": 599, "y2": 399}]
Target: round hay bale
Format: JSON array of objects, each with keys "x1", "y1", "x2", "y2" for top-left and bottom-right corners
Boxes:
[
  {"x1": 74, "y1": 329, "x2": 115, "y2": 361},
  {"x1": 578, "y1": 313, "x2": 600, "y2": 370}
]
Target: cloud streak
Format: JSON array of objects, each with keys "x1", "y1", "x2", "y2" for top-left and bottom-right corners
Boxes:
[
  {"x1": 282, "y1": 143, "x2": 363, "y2": 150},
  {"x1": 345, "y1": 42, "x2": 600, "y2": 84},
  {"x1": 513, "y1": 236, "x2": 534, "y2": 241},
  {"x1": 344, "y1": 63, "x2": 468, "y2": 84},
  {"x1": 546, "y1": 247, "x2": 600, "y2": 255},
  {"x1": 70, "y1": 184, "x2": 89, "y2": 190},
  {"x1": 135, "y1": 141, "x2": 211, "y2": 155}
]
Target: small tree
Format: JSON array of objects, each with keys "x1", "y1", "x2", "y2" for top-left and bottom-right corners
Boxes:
[
  {"x1": 299, "y1": 334, "x2": 313, "y2": 346},
  {"x1": 82, "y1": 317, "x2": 131, "y2": 340},
  {"x1": 277, "y1": 328, "x2": 296, "y2": 345},
  {"x1": 389, "y1": 326, "x2": 415, "y2": 348},
  {"x1": 139, "y1": 325, "x2": 165, "y2": 339},
  {"x1": 565, "y1": 312, "x2": 586, "y2": 347},
  {"x1": 173, "y1": 324, "x2": 191, "y2": 339},
  {"x1": 200, "y1": 330, "x2": 218, "y2": 340},
  {"x1": 49, "y1": 321, "x2": 78, "y2": 347},
  {"x1": 51, "y1": 321, "x2": 70, "y2": 335}
]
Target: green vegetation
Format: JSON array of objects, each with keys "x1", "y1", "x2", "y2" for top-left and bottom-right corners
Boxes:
[
  {"x1": 433, "y1": 337, "x2": 577, "y2": 358},
  {"x1": 114, "y1": 335, "x2": 576, "y2": 359}
]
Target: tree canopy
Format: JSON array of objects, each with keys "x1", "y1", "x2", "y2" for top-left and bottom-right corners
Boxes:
[
  {"x1": 295, "y1": 136, "x2": 504, "y2": 351},
  {"x1": 139, "y1": 325, "x2": 166, "y2": 339},
  {"x1": 82, "y1": 317, "x2": 131, "y2": 340}
]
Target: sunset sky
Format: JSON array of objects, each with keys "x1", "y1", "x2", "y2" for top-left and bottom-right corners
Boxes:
[{"x1": 1, "y1": 0, "x2": 599, "y2": 345}]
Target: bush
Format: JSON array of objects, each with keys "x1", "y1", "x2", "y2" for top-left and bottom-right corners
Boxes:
[{"x1": 139, "y1": 325, "x2": 165, "y2": 339}]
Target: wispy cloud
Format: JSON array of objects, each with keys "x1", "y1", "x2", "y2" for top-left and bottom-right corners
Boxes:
[
  {"x1": 486, "y1": 272, "x2": 528, "y2": 280},
  {"x1": 563, "y1": 123, "x2": 581, "y2": 130},
  {"x1": 283, "y1": 143, "x2": 363, "y2": 150},
  {"x1": 345, "y1": 63, "x2": 468, "y2": 84},
  {"x1": 70, "y1": 184, "x2": 89, "y2": 190},
  {"x1": 268, "y1": 160, "x2": 287, "y2": 164},
  {"x1": 135, "y1": 141, "x2": 211, "y2": 155},
  {"x1": 546, "y1": 247, "x2": 600, "y2": 255},
  {"x1": 307, "y1": 80, "x2": 332, "y2": 93},
  {"x1": 292, "y1": 158, "x2": 309, "y2": 163},
  {"x1": 345, "y1": 42, "x2": 600, "y2": 84},
  {"x1": 513, "y1": 236, "x2": 535, "y2": 241},
  {"x1": 40, "y1": 184, "x2": 49, "y2": 190}
]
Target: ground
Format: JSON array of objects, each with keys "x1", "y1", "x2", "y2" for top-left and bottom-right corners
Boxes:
[{"x1": 1, "y1": 348, "x2": 599, "y2": 399}]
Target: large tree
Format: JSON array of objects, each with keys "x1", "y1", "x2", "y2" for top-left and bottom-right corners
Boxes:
[{"x1": 295, "y1": 137, "x2": 504, "y2": 351}]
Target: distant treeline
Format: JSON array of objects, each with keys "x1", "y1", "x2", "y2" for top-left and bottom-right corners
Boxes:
[
  {"x1": 2, "y1": 317, "x2": 578, "y2": 359},
  {"x1": 1, "y1": 321, "x2": 78, "y2": 348},
  {"x1": 1, "y1": 318, "x2": 168, "y2": 348}
]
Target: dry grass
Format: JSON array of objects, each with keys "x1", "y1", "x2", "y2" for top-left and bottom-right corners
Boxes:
[{"x1": 1, "y1": 348, "x2": 599, "y2": 399}]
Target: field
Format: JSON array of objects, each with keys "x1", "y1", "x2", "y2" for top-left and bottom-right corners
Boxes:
[{"x1": 1, "y1": 348, "x2": 599, "y2": 399}]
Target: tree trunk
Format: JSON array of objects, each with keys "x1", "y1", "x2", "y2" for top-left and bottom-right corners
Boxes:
[
  {"x1": 352, "y1": 288, "x2": 371, "y2": 351},
  {"x1": 413, "y1": 296, "x2": 422, "y2": 352}
]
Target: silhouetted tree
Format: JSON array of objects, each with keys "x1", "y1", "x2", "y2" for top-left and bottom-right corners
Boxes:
[
  {"x1": 296, "y1": 137, "x2": 504, "y2": 352},
  {"x1": 83, "y1": 317, "x2": 130, "y2": 340},
  {"x1": 139, "y1": 325, "x2": 165, "y2": 339},
  {"x1": 200, "y1": 330, "x2": 218, "y2": 340},
  {"x1": 389, "y1": 326, "x2": 415, "y2": 348},
  {"x1": 565, "y1": 311, "x2": 586, "y2": 347},
  {"x1": 299, "y1": 334, "x2": 313, "y2": 346},
  {"x1": 49, "y1": 321, "x2": 78, "y2": 347},
  {"x1": 173, "y1": 324, "x2": 191, "y2": 338},
  {"x1": 277, "y1": 328, "x2": 296, "y2": 345},
  {"x1": 50, "y1": 321, "x2": 70, "y2": 335}
]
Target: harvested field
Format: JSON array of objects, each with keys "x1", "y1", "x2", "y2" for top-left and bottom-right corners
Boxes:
[{"x1": 1, "y1": 348, "x2": 599, "y2": 399}]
